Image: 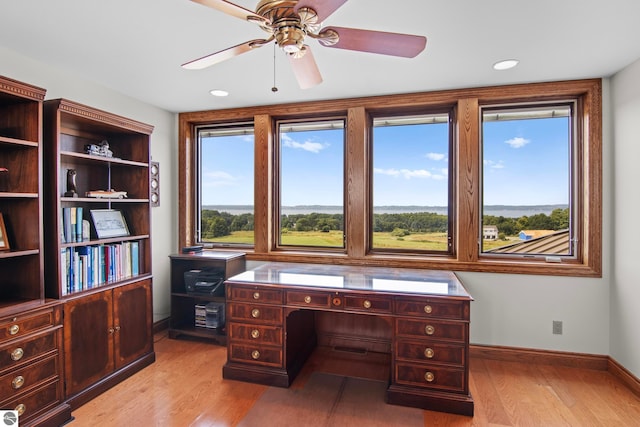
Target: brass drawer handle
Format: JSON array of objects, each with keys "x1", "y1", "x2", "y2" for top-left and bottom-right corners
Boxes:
[
  {"x1": 251, "y1": 350, "x2": 260, "y2": 360},
  {"x1": 253, "y1": 292, "x2": 260, "y2": 300},
  {"x1": 12, "y1": 375, "x2": 25, "y2": 389},
  {"x1": 425, "y1": 325, "x2": 435, "y2": 335},
  {"x1": 424, "y1": 348, "x2": 434, "y2": 359},
  {"x1": 251, "y1": 308, "x2": 261, "y2": 318},
  {"x1": 9, "y1": 324, "x2": 20, "y2": 335},
  {"x1": 304, "y1": 296, "x2": 312, "y2": 304},
  {"x1": 15, "y1": 403, "x2": 26, "y2": 416},
  {"x1": 424, "y1": 371, "x2": 435, "y2": 382},
  {"x1": 424, "y1": 305, "x2": 433, "y2": 314},
  {"x1": 251, "y1": 329, "x2": 260, "y2": 339},
  {"x1": 363, "y1": 300, "x2": 372, "y2": 309},
  {"x1": 11, "y1": 347, "x2": 24, "y2": 361}
]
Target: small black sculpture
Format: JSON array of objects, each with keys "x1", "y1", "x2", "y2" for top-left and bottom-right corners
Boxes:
[{"x1": 64, "y1": 169, "x2": 78, "y2": 197}]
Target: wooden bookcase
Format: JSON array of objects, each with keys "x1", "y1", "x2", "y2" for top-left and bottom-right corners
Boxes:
[
  {"x1": 0, "y1": 76, "x2": 71, "y2": 427},
  {"x1": 169, "y1": 251, "x2": 246, "y2": 345},
  {"x1": 42, "y1": 99, "x2": 155, "y2": 409}
]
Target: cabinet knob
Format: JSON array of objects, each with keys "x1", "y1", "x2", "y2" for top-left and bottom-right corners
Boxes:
[
  {"x1": 424, "y1": 305, "x2": 433, "y2": 314},
  {"x1": 14, "y1": 403, "x2": 26, "y2": 416},
  {"x1": 108, "y1": 327, "x2": 115, "y2": 334},
  {"x1": 115, "y1": 325, "x2": 121, "y2": 331},
  {"x1": 9, "y1": 324, "x2": 19, "y2": 335},
  {"x1": 304, "y1": 296, "x2": 312, "y2": 304},
  {"x1": 253, "y1": 292, "x2": 260, "y2": 300},
  {"x1": 363, "y1": 300, "x2": 372, "y2": 309},
  {"x1": 424, "y1": 325, "x2": 435, "y2": 335},
  {"x1": 424, "y1": 348, "x2": 435, "y2": 359},
  {"x1": 251, "y1": 350, "x2": 260, "y2": 360},
  {"x1": 251, "y1": 329, "x2": 260, "y2": 339},
  {"x1": 424, "y1": 371, "x2": 435, "y2": 382},
  {"x1": 12, "y1": 375, "x2": 25, "y2": 389},
  {"x1": 251, "y1": 308, "x2": 260, "y2": 318},
  {"x1": 11, "y1": 347, "x2": 24, "y2": 361}
]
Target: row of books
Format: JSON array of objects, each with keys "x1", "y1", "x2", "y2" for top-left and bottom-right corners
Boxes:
[
  {"x1": 61, "y1": 207, "x2": 89, "y2": 243},
  {"x1": 60, "y1": 241, "x2": 140, "y2": 295}
]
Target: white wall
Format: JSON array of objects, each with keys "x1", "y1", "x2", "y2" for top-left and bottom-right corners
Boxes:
[
  {"x1": 611, "y1": 58, "x2": 640, "y2": 378},
  {"x1": 0, "y1": 46, "x2": 177, "y2": 322}
]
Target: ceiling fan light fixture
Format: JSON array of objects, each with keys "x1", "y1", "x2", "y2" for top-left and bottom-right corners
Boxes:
[{"x1": 493, "y1": 59, "x2": 519, "y2": 70}]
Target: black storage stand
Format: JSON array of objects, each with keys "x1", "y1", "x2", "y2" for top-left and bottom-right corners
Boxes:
[{"x1": 168, "y1": 251, "x2": 246, "y2": 344}]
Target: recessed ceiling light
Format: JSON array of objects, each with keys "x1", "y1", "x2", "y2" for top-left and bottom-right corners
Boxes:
[
  {"x1": 210, "y1": 89, "x2": 229, "y2": 97},
  {"x1": 493, "y1": 59, "x2": 519, "y2": 71}
]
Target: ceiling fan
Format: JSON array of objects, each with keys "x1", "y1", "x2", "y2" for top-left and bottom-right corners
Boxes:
[{"x1": 182, "y1": 0, "x2": 427, "y2": 89}]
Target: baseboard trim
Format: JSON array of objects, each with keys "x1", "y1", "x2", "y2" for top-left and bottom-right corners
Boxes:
[
  {"x1": 153, "y1": 317, "x2": 170, "y2": 335},
  {"x1": 470, "y1": 344, "x2": 640, "y2": 398}
]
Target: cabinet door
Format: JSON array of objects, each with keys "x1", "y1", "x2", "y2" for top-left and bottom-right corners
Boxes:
[
  {"x1": 64, "y1": 291, "x2": 114, "y2": 396},
  {"x1": 113, "y1": 280, "x2": 152, "y2": 370}
]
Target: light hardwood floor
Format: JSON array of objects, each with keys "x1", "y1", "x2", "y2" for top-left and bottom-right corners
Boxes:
[{"x1": 70, "y1": 332, "x2": 640, "y2": 426}]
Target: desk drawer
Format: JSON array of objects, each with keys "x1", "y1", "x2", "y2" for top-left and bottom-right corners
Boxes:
[
  {"x1": 228, "y1": 343, "x2": 283, "y2": 368},
  {"x1": 396, "y1": 319, "x2": 467, "y2": 342},
  {"x1": 0, "y1": 329, "x2": 58, "y2": 373},
  {"x1": 395, "y1": 362, "x2": 466, "y2": 393},
  {"x1": 0, "y1": 309, "x2": 56, "y2": 342},
  {"x1": 228, "y1": 286, "x2": 283, "y2": 305},
  {"x1": 0, "y1": 355, "x2": 58, "y2": 401},
  {"x1": 286, "y1": 290, "x2": 332, "y2": 309},
  {"x1": 395, "y1": 339, "x2": 465, "y2": 366},
  {"x1": 395, "y1": 298, "x2": 468, "y2": 320},
  {"x1": 228, "y1": 323, "x2": 283, "y2": 346},
  {"x1": 344, "y1": 295, "x2": 392, "y2": 314},
  {"x1": 228, "y1": 303, "x2": 283, "y2": 324}
]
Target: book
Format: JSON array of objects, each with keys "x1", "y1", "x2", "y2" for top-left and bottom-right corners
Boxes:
[{"x1": 75, "y1": 207, "x2": 83, "y2": 242}]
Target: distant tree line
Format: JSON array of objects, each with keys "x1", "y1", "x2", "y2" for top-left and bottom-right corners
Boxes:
[{"x1": 200, "y1": 208, "x2": 570, "y2": 239}]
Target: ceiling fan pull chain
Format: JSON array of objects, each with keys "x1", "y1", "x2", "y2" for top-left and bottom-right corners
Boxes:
[{"x1": 272, "y1": 43, "x2": 278, "y2": 93}]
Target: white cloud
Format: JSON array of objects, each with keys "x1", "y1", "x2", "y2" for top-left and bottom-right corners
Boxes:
[
  {"x1": 374, "y1": 168, "x2": 434, "y2": 179},
  {"x1": 505, "y1": 136, "x2": 530, "y2": 148},
  {"x1": 202, "y1": 170, "x2": 238, "y2": 186},
  {"x1": 281, "y1": 134, "x2": 326, "y2": 153},
  {"x1": 426, "y1": 152, "x2": 446, "y2": 161},
  {"x1": 484, "y1": 159, "x2": 505, "y2": 169}
]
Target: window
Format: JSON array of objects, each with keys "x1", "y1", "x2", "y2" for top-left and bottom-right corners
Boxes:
[
  {"x1": 180, "y1": 79, "x2": 601, "y2": 277},
  {"x1": 277, "y1": 119, "x2": 345, "y2": 249},
  {"x1": 481, "y1": 104, "x2": 574, "y2": 259},
  {"x1": 371, "y1": 113, "x2": 452, "y2": 253},
  {"x1": 196, "y1": 124, "x2": 254, "y2": 246}
]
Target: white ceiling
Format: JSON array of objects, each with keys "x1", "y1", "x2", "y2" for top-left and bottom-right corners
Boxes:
[{"x1": 2, "y1": 0, "x2": 640, "y2": 113}]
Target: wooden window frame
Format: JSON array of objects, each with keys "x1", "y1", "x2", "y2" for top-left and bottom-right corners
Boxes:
[{"x1": 178, "y1": 79, "x2": 602, "y2": 277}]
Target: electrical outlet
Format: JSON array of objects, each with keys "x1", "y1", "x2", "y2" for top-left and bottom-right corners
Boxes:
[{"x1": 552, "y1": 320, "x2": 563, "y2": 335}]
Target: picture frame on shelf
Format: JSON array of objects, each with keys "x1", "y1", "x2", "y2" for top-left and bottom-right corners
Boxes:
[
  {"x1": 90, "y1": 209, "x2": 130, "y2": 239},
  {"x1": 0, "y1": 213, "x2": 9, "y2": 251}
]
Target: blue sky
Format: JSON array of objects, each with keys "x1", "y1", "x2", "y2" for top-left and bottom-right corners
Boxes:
[{"x1": 199, "y1": 115, "x2": 569, "y2": 207}]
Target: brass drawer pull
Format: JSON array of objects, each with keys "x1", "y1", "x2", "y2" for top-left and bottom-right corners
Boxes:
[
  {"x1": 11, "y1": 347, "x2": 24, "y2": 361},
  {"x1": 15, "y1": 403, "x2": 26, "y2": 416},
  {"x1": 9, "y1": 324, "x2": 20, "y2": 335},
  {"x1": 253, "y1": 292, "x2": 260, "y2": 300},
  {"x1": 424, "y1": 305, "x2": 433, "y2": 314},
  {"x1": 12, "y1": 375, "x2": 25, "y2": 389},
  {"x1": 424, "y1": 371, "x2": 435, "y2": 382},
  {"x1": 304, "y1": 296, "x2": 312, "y2": 304},
  {"x1": 424, "y1": 348, "x2": 434, "y2": 359},
  {"x1": 251, "y1": 350, "x2": 260, "y2": 360},
  {"x1": 425, "y1": 325, "x2": 435, "y2": 335},
  {"x1": 363, "y1": 300, "x2": 372, "y2": 309},
  {"x1": 251, "y1": 329, "x2": 260, "y2": 339},
  {"x1": 251, "y1": 308, "x2": 261, "y2": 318}
]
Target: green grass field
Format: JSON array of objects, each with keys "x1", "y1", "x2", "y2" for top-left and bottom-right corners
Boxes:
[{"x1": 204, "y1": 230, "x2": 516, "y2": 251}]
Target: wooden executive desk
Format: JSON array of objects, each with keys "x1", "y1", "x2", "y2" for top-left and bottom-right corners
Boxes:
[{"x1": 223, "y1": 262, "x2": 474, "y2": 416}]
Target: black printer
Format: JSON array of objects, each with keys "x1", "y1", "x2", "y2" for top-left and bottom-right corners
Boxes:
[{"x1": 184, "y1": 267, "x2": 225, "y2": 296}]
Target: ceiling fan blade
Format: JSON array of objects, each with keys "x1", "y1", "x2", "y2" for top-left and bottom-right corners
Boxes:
[
  {"x1": 182, "y1": 39, "x2": 269, "y2": 70},
  {"x1": 293, "y1": 0, "x2": 347, "y2": 22},
  {"x1": 320, "y1": 26, "x2": 426, "y2": 58},
  {"x1": 289, "y1": 46, "x2": 323, "y2": 89},
  {"x1": 190, "y1": 0, "x2": 270, "y2": 25}
]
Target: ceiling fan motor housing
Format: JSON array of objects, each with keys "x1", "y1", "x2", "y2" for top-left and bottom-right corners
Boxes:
[{"x1": 256, "y1": 0, "x2": 316, "y2": 53}]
